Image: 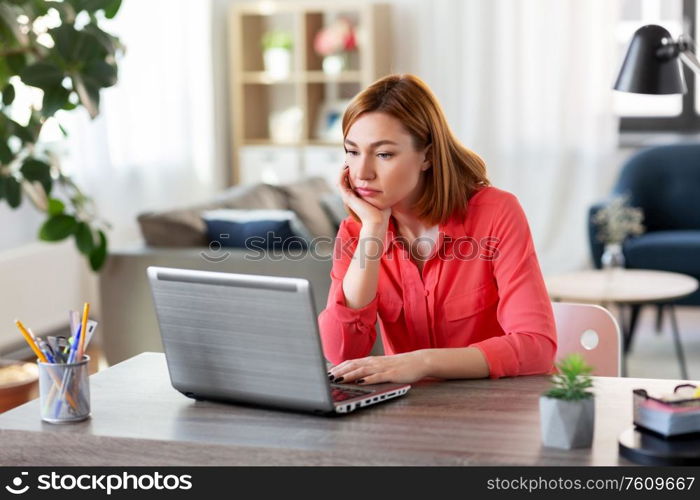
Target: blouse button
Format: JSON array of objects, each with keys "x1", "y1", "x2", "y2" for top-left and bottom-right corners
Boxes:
[{"x1": 424, "y1": 290, "x2": 430, "y2": 297}]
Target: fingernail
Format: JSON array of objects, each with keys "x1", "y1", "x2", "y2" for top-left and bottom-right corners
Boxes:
[
  {"x1": 335, "y1": 376, "x2": 344, "y2": 383},
  {"x1": 357, "y1": 379, "x2": 365, "y2": 384},
  {"x1": 328, "y1": 374, "x2": 335, "y2": 381}
]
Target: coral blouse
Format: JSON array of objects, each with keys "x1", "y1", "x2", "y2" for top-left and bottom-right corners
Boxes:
[{"x1": 317, "y1": 186, "x2": 557, "y2": 379}]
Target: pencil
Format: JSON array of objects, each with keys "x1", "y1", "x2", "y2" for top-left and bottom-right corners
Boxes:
[
  {"x1": 16, "y1": 319, "x2": 80, "y2": 412},
  {"x1": 14, "y1": 319, "x2": 47, "y2": 363},
  {"x1": 77, "y1": 302, "x2": 89, "y2": 360}
]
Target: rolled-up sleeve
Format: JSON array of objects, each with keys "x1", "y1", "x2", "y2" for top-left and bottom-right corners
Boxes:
[
  {"x1": 318, "y1": 219, "x2": 378, "y2": 365},
  {"x1": 470, "y1": 193, "x2": 557, "y2": 378}
]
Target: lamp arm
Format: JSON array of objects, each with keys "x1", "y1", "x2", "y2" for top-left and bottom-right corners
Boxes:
[
  {"x1": 655, "y1": 34, "x2": 700, "y2": 74},
  {"x1": 676, "y1": 33, "x2": 700, "y2": 74},
  {"x1": 680, "y1": 49, "x2": 700, "y2": 75}
]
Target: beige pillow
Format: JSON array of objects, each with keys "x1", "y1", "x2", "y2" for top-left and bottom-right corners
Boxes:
[
  {"x1": 277, "y1": 177, "x2": 336, "y2": 239},
  {"x1": 137, "y1": 208, "x2": 210, "y2": 247},
  {"x1": 214, "y1": 183, "x2": 288, "y2": 210}
]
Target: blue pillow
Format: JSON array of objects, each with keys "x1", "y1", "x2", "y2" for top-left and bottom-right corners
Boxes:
[{"x1": 201, "y1": 209, "x2": 312, "y2": 250}]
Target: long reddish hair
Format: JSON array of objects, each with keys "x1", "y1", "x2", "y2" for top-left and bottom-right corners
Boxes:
[{"x1": 342, "y1": 73, "x2": 490, "y2": 224}]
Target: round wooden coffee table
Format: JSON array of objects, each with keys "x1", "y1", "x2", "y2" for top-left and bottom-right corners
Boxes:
[{"x1": 545, "y1": 269, "x2": 699, "y2": 378}]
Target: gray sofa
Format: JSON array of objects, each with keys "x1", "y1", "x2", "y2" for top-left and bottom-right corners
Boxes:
[{"x1": 99, "y1": 178, "x2": 339, "y2": 365}]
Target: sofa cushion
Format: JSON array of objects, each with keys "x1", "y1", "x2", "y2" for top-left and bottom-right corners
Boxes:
[
  {"x1": 137, "y1": 207, "x2": 210, "y2": 247},
  {"x1": 624, "y1": 230, "x2": 700, "y2": 277},
  {"x1": 319, "y1": 192, "x2": 346, "y2": 231},
  {"x1": 137, "y1": 183, "x2": 289, "y2": 247},
  {"x1": 202, "y1": 209, "x2": 312, "y2": 250},
  {"x1": 277, "y1": 177, "x2": 336, "y2": 240},
  {"x1": 212, "y1": 182, "x2": 288, "y2": 210}
]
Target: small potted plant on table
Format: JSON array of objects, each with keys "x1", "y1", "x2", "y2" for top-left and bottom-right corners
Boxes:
[{"x1": 540, "y1": 354, "x2": 596, "y2": 449}]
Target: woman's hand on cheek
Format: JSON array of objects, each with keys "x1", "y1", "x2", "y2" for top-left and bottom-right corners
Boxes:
[
  {"x1": 337, "y1": 164, "x2": 391, "y2": 229},
  {"x1": 328, "y1": 351, "x2": 428, "y2": 385}
]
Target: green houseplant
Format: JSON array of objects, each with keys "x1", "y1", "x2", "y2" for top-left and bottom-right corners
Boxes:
[
  {"x1": 261, "y1": 30, "x2": 293, "y2": 52},
  {"x1": 0, "y1": 0, "x2": 123, "y2": 270},
  {"x1": 261, "y1": 30, "x2": 292, "y2": 80},
  {"x1": 539, "y1": 354, "x2": 596, "y2": 449}
]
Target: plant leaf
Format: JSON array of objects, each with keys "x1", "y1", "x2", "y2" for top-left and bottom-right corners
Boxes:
[
  {"x1": 82, "y1": 59, "x2": 118, "y2": 88},
  {"x1": 89, "y1": 229, "x2": 107, "y2": 271},
  {"x1": 39, "y1": 214, "x2": 77, "y2": 241},
  {"x1": 41, "y1": 85, "x2": 71, "y2": 118},
  {"x1": 544, "y1": 353, "x2": 594, "y2": 401},
  {"x1": 83, "y1": 23, "x2": 120, "y2": 55},
  {"x1": 104, "y1": 0, "x2": 122, "y2": 19},
  {"x1": 67, "y1": 0, "x2": 117, "y2": 13},
  {"x1": 19, "y1": 61, "x2": 64, "y2": 90},
  {"x1": 20, "y1": 158, "x2": 52, "y2": 195},
  {"x1": 47, "y1": 198, "x2": 65, "y2": 216},
  {"x1": 6, "y1": 53, "x2": 27, "y2": 74},
  {"x1": 74, "y1": 221, "x2": 94, "y2": 254},
  {"x1": 2, "y1": 82, "x2": 15, "y2": 106},
  {"x1": 50, "y1": 24, "x2": 103, "y2": 65},
  {"x1": 0, "y1": 140, "x2": 12, "y2": 164},
  {"x1": 4, "y1": 176, "x2": 22, "y2": 208}
]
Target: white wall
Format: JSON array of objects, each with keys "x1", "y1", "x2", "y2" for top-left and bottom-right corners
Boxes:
[
  {"x1": 0, "y1": 201, "x2": 45, "y2": 252},
  {"x1": 0, "y1": 241, "x2": 92, "y2": 350}
]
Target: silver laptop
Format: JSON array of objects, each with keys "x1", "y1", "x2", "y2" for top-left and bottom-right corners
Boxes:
[{"x1": 147, "y1": 266, "x2": 410, "y2": 415}]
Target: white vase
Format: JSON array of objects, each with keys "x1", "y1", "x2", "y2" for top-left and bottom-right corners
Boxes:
[
  {"x1": 601, "y1": 242, "x2": 625, "y2": 270},
  {"x1": 263, "y1": 48, "x2": 291, "y2": 79},
  {"x1": 539, "y1": 396, "x2": 595, "y2": 449},
  {"x1": 322, "y1": 53, "x2": 347, "y2": 75}
]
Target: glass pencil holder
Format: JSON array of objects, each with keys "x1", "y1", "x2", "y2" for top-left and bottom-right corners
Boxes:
[{"x1": 37, "y1": 355, "x2": 91, "y2": 424}]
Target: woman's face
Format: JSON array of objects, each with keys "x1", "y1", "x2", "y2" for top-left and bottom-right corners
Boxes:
[{"x1": 344, "y1": 112, "x2": 430, "y2": 210}]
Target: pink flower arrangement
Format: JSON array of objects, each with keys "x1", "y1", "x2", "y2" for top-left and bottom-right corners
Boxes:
[{"x1": 313, "y1": 17, "x2": 357, "y2": 56}]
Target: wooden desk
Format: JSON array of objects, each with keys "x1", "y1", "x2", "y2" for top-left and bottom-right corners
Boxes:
[{"x1": 0, "y1": 353, "x2": 695, "y2": 466}]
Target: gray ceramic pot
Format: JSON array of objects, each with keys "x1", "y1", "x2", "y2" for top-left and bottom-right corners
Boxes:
[{"x1": 539, "y1": 396, "x2": 595, "y2": 449}]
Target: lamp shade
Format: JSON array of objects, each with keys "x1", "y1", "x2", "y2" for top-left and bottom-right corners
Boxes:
[{"x1": 613, "y1": 24, "x2": 686, "y2": 94}]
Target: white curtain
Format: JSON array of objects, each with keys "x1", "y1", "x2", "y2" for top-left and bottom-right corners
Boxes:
[
  {"x1": 59, "y1": 0, "x2": 621, "y2": 272},
  {"x1": 390, "y1": 0, "x2": 622, "y2": 275},
  {"x1": 59, "y1": 0, "x2": 224, "y2": 246}
]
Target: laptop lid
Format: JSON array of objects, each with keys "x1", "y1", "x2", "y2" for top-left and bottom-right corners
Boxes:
[{"x1": 147, "y1": 266, "x2": 335, "y2": 413}]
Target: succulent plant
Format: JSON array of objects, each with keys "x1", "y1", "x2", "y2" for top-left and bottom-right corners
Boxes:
[{"x1": 544, "y1": 354, "x2": 594, "y2": 401}]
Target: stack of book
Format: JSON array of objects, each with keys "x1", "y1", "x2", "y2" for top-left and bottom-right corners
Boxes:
[{"x1": 633, "y1": 384, "x2": 700, "y2": 437}]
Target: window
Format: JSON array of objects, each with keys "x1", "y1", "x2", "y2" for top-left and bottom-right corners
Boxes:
[{"x1": 616, "y1": 0, "x2": 700, "y2": 132}]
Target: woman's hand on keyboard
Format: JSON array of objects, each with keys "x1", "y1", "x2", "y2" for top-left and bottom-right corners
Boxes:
[{"x1": 328, "y1": 351, "x2": 428, "y2": 385}]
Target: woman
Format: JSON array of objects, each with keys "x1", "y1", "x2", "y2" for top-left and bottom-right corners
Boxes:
[{"x1": 319, "y1": 74, "x2": 556, "y2": 385}]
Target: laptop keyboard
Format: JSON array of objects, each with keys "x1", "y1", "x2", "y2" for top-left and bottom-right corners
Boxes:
[{"x1": 331, "y1": 386, "x2": 372, "y2": 402}]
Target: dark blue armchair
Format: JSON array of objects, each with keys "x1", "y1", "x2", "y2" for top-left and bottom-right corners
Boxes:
[{"x1": 588, "y1": 143, "x2": 700, "y2": 351}]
